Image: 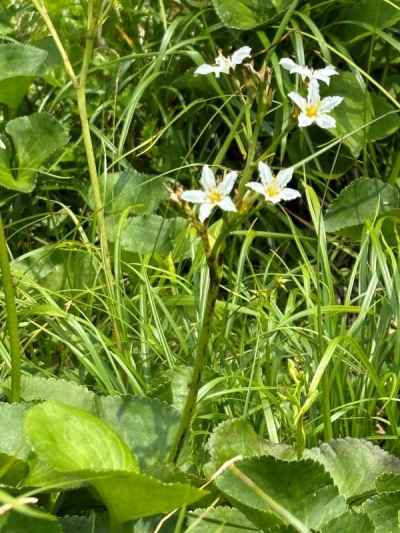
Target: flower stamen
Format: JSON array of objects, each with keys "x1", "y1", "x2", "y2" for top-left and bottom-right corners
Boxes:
[
  {"x1": 306, "y1": 104, "x2": 319, "y2": 118},
  {"x1": 265, "y1": 180, "x2": 281, "y2": 198},
  {"x1": 207, "y1": 190, "x2": 223, "y2": 204}
]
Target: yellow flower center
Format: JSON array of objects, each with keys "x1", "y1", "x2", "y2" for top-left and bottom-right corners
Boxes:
[
  {"x1": 306, "y1": 104, "x2": 319, "y2": 118},
  {"x1": 265, "y1": 180, "x2": 281, "y2": 198},
  {"x1": 207, "y1": 190, "x2": 223, "y2": 204}
]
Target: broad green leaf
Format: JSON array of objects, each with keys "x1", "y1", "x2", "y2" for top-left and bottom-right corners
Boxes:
[
  {"x1": 27, "y1": 466, "x2": 206, "y2": 524},
  {"x1": 187, "y1": 507, "x2": 261, "y2": 532},
  {"x1": 24, "y1": 401, "x2": 138, "y2": 473},
  {"x1": 89, "y1": 169, "x2": 167, "y2": 216},
  {"x1": 0, "y1": 403, "x2": 31, "y2": 461},
  {"x1": 324, "y1": 179, "x2": 399, "y2": 233},
  {"x1": 24, "y1": 401, "x2": 205, "y2": 522},
  {"x1": 0, "y1": 403, "x2": 31, "y2": 485},
  {"x1": 60, "y1": 513, "x2": 109, "y2": 533},
  {"x1": 0, "y1": 113, "x2": 69, "y2": 193},
  {"x1": 325, "y1": 72, "x2": 373, "y2": 157},
  {"x1": 0, "y1": 513, "x2": 61, "y2": 533},
  {"x1": 93, "y1": 471, "x2": 206, "y2": 523},
  {"x1": 362, "y1": 493, "x2": 400, "y2": 533},
  {"x1": 16, "y1": 376, "x2": 95, "y2": 411},
  {"x1": 107, "y1": 214, "x2": 187, "y2": 256},
  {"x1": 212, "y1": 0, "x2": 290, "y2": 29},
  {"x1": 306, "y1": 438, "x2": 400, "y2": 500},
  {"x1": 376, "y1": 472, "x2": 400, "y2": 493},
  {"x1": 0, "y1": 44, "x2": 48, "y2": 110},
  {"x1": 216, "y1": 457, "x2": 346, "y2": 530},
  {"x1": 13, "y1": 378, "x2": 180, "y2": 472},
  {"x1": 95, "y1": 396, "x2": 180, "y2": 470},
  {"x1": 321, "y1": 511, "x2": 374, "y2": 533},
  {"x1": 206, "y1": 419, "x2": 295, "y2": 475},
  {"x1": 339, "y1": 0, "x2": 400, "y2": 41},
  {"x1": 368, "y1": 94, "x2": 400, "y2": 141},
  {"x1": 12, "y1": 244, "x2": 96, "y2": 291}
]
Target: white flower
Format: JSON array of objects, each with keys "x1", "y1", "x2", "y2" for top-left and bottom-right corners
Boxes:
[
  {"x1": 288, "y1": 83, "x2": 343, "y2": 129},
  {"x1": 182, "y1": 165, "x2": 238, "y2": 222},
  {"x1": 280, "y1": 57, "x2": 338, "y2": 88},
  {"x1": 247, "y1": 162, "x2": 300, "y2": 204},
  {"x1": 195, "y1": 46, "x2": 252, "y2": 78},
  {"x1": 0, "y1": 139, "x2": 5, "y2": 150}
]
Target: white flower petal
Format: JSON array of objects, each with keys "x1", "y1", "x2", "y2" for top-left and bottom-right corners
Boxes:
[
  {"x1": 218, "y1": 171, "x2": 238, "y2": 195},
  {"x1": 195, "y1": 64, "x2": 218, "y2": 75},
  {"x1": 258, "y1": 161, "x2": 273, "y2": 185},
  {"x1": 314, "y1": 66, "x2": 337, "y2": 85},
  {"x1": 200, "y1": 165, "x2": 216, "y2": 191},
  {"x1": 181, "y1": 190, "x2": 207, "y2": 203},
  {"x1": 276, "y1": 167, "x2": 294, "y2": 187},
  {"x1": 0, "y1": 138, "x2": 5, "y2": 150},
  {"x1": 199, "y1": 203, "x2": 214, "y2": 223},
  {"x1": 280, "y1": 58, "x2": 311, "y2": 78},
  {"x1": 268, "y1": 194, "x2": 283, "y2": 204},
  {"x1": 280, "y1": 57, "x2": 298, "y2": 72},
  {"x1": 231, "y1": 46, "x2": 252, "y2": 66},
  {"x1": 307, "y1": 82, "x2": 320, "y2": 104},
  {"x1": 288, "y1": 91, "x2": 307, "y2": 111},
  {"x1": 279, "y1": 187, "x2": 301, "y2": 202},
  {"x1": 316, "y1": 113, "x2": 336, "y2": 129},
  {"x1": 298, "y1": 113, "x2": 314, "y2": 128},
  {"x1": 247, "y1": 182, "x2": 266, "y2": 197},
  {"x1": 215, "y1": 54, "x2": 231, "y2": 74},
  {"x1": 218, "y1": 196, "x2": 237, "y2": 212},
  {"x1": 319, "y1": 96, "x2": 343, "y2": 113}
]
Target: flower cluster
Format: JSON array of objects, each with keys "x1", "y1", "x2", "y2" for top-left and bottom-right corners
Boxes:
[
  {"x1": 182, "y1": 163, "x2": 300, "y2": 222},
  {"x1": 182, "y1": 50, "x2": 345, "y2": 222},
  {"x1": 280, "y1": 57, "x2": 343, "y2": 129},
  {"x1": 195, "y1": 46, "x2": 252, "y2": 78}
]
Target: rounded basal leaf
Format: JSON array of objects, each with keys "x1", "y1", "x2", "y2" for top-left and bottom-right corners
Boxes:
[
  {"x1": 1, "y1": 112, "x2": 69, "y2": 193},
  {"x1": 368, "y1": 94, "x2": 400, "y2": 141},
  {"x1": 324, "y1": 72, "x2": 373, "y2": 157},
  {"x1": 339, "y1": 0, "x2": 400, "y2": 41},
  {"x1": 94, "y1": 396, "x2": 180, "y2": 470},
  {"x1": 306, "y1": 438, "x2": 400, "y2": 500},
  {"x1": 187, "y1": 506, "x2": 261, "y2": 532},
  {"x1": 324, "y1": 179, "x2": 399, "y2": 233},
  {"x1": 0, "y1": 512, "x2": 61, "y2": 533},
  {"x1": 0, "y1": 402, "x2": 31, "y2": 485},
  {"x1": 93, "y1": 471, "x2": 207, "y2": 523},
  {"x1": 321, "y1": 511, "x2": 374, "y2": 533},
  {"x1": 88, "y1": 169, "x2": 167, "y2": 216},
  {"x1": 24, "y1": 401, "x2": 138, "y2": 473},
  {"x1": 216, "y1": 456, "x2": 346, "y2": 530},
  {"x1": 107, "y1": 214, "x2": 188, "y2": 256},
  {"x1": 0, "y1": 43, "x2": 48, "y2": 110},
  {"x1": 212, "y1": 0, "x2": 289, "y2": 29},
  {"x1": 0, "y1": 402, "x2": 31, "y2": 461},
  {"x1": 16, "y1": 376, "x2": 95, "y2": 411},
  {"x1": 60, "y1": 513, "x2": 108, "y2": 533},
  {"x1": 362, "y1": 492, "x2": 400, "y2": 533},
  {"x1": 12, "y1": 244, "x2": 96, "y2": 291},
  {"x1": 376, "y1": 472, "x2": 400, "y2": 493},
  {"x1": 206, "y1": 419, "x2": 295, "y2": 475}
]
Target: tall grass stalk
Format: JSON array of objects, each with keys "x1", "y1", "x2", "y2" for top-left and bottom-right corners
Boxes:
[
  {"x1": 31, "y1": 0, "x2": 123, "y2": 351},
  {"x1": 0, "y1": 214, "x2": 21, "y2": 402}
]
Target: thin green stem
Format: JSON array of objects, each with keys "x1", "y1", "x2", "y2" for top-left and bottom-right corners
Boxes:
[
  {"x1": 32, "y1": 0, "x2": 124, "y2": 352},
  {"x1": 0, "y1": 213, "x2": 21, "y2": 402},
  {"x1": 168, "y1": 251, "x2": 221, "y2": 463}
]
